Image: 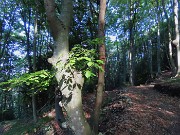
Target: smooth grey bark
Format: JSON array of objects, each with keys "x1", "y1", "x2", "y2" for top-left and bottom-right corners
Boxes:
[
  {"x1": 44, "y1": 0, "x2": 92, "y2": 134},
  {"x1": 172, "y1": 0, "x2": 180, "y2": 75}
]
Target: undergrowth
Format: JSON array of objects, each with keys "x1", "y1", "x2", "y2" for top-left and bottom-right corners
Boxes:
[{"x1": 1, "y1": 116, "x2": 52, "y2": 135}]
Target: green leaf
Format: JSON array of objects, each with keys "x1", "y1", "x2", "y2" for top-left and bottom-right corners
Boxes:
[
  {"x1": 39, "y1": 74, "x2": 47, "y2": 78},
  {"x1": 77, "y1": 57, "x2": 91, "y2": 61},
  {"x1": 96, "y1": 60, "x2": 104, "y2": 64},
  {"x1": 87, "y1": 61, "x2": 94, "y2": 67},
  {"x1": 85, "y1": 70, "x2": 92, "y2": 78}
]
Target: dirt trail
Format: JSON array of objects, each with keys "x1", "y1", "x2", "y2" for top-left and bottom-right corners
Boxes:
[{"x1": 100, "y1": 85, "x2": 180, "y2": 135}]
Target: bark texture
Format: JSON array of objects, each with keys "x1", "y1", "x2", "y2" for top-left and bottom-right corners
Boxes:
[
  {"x1": 44, "y1": 0, "x2": 92, "y2": 134},
  {"x1": 129, "y1": 0, "x2": 135, "y2": 86},
  {"x1": 156, "y1": 0, "x2": 161, "y2": 75},
  {"x1": 172, "y1": 0, "x2": 180, "y2": 75},
  {"x1": 162, "y1": 0, "x2": 176, "y2": 75},
  {"x1": 32, "y1": 8, "x2": 38, "y2": 123},
  {"x1": 93, "y1": 0, "x2": 106, "y2": 134}
]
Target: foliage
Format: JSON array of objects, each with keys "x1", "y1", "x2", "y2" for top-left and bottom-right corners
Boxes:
[
  {"x1": 64, "y1": 41, "x2": 104, "y2": 79},
  {"x1": 2, "y1": 116, "x2": 53, "y2": 135},
  {"x1": 0, "y1": 109, "x2": 15, "y2": 121},
  {"x1": 0, "y1": 70, "x2": 54, "y2": 94}
]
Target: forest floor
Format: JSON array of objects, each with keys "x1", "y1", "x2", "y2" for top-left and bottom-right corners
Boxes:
[
  {"x1": 96, "y1": 71, "x2": 180, "y2": 135},
  {"x1": 1, "y1": 71, "x2": 180, "y2": 135},
  {"x1": 98, "y1": 85, "x2": 180, "y2": 135}
]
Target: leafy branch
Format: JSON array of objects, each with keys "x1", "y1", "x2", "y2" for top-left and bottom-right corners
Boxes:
[
  {"x1": 64, "y1": 43, "x2": 104, "y2": 79},
  {"x1": 0, "y1": 70, "x2": 54, "y2": 94}
]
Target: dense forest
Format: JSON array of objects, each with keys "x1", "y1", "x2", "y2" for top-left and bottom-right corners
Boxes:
[{"x1": 0, "y1": 0, "x2": 180, "y2": 134}]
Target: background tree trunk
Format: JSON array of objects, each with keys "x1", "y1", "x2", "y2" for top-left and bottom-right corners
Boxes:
[
  {"x1": 32, "y1": 9, "x2": 38, "y2": 123},
  {"x1": 129, "y1": 0, "x2": 135, "y2": 86},
  {"x1": 93, "y1": 0, "x2": 106, "y2": 134},
  {"x1": 156, "y1": 0, "x2": 161, "y2": 75},
  {"x1": 162, "y1": 0, "x2": 176, "y2": 75},
  {"x1": 172, "y1": 0, "x2": 180, "y2": 75}
]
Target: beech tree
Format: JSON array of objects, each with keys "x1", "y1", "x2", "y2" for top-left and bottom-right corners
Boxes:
[
  {"x1": 44, "y1": 0, "x2": 92, "y2": 134},
  {"x1": 44, "y1": 0, "x2": 107, "y2": 134},
  {"x1": 1, "y1": 0, "x2": 180, "y2": 134},
  {"x1": 172, "y1": 0, "x2": 180, "y2": 75}
]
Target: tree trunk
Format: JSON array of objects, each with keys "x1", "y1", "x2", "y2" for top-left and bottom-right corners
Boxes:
[
  {"x1": 172, "y1": 0, "x2": 180, "y2": 75},
  {"x1": 61, "y1": 70, "x2": 92, "y2": 135},
  {"x1": 20, "y1": 4, "x2": 37, "y2": 121},
  {"x1": 55, "y1": 87, "x2": 66, "y2": 127},
  {"x1": 148, "y1": 40, "x2": 153, "y2": 78},
  {"x1": 32, "y1": 9, "x2": 38, "y2": 123},
  {"x1": 22, "y1": 9, "x2": 32, "y2": 72},
  {"x1": 156, "y1": 0, "x2": 161, "y2": 75},
  {"x1": 162, "y1": 0, "x2": 176, "y2": 75},
  {"x1": 129, "y1": 0, "x2": 135, "y2": 86},
  {"x1": 32, "y1": 95, "x2": 37, "y2": 122},
  {"x1": 44, "y1": 0, "x2": 92, "y2": 134},
  {"x1": 122, "y1": 42, "x2": 127, "y2": 83},
  {"x1": 93, "y1": 0, "x2": 106, "y2": 134}
]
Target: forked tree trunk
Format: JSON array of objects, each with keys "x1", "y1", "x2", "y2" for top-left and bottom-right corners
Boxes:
[
  {"x1": 44, "y1": 0, "x2": 92, "y2": 134},
  {"x1": 93, "y1": 0, "x2": 106, "y2": 134}
]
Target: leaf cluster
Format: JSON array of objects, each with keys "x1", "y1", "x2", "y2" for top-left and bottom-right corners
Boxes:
[
  {"x1": 65, "y1": 44, "x2": 103, "y2": 79},
  {"x1": 0, "y1": 70, "x2": 54, "y2": 94}
]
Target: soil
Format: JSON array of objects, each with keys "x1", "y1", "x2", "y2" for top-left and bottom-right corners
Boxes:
[
  {"x1": 96, "y1": 71, "x2": 180, "y2": 135},
  {"x1": 98, "y1": 85, "x2": 180, "y2": 135},
  {"x1": 83, "y1": 71, "x2": 180, "y2": 135}
]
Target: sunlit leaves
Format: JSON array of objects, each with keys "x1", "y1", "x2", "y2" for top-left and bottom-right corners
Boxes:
[
  {"x1": 85, "y1": 70, "x2": 96, "y2": 78},
  {"x1": 64, "y1": 43, "x2": 104, "y2": 79},
  {"x1": 87, "y1": 61, "x2": 94, "y2": 67},
  {"x1": 0, "y1": 70, "x2": 54, "y2": 94}
]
